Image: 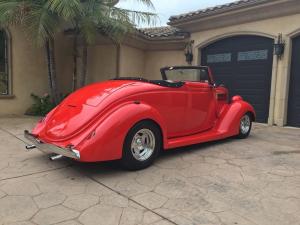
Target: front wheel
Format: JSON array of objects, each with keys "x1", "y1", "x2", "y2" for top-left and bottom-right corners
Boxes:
[
  {"x1": 237, "y1": 113, "x2": 252, "y2": 139},
  {"x1": 121, "y1": 121, "x2": 162, "y2": 170}
]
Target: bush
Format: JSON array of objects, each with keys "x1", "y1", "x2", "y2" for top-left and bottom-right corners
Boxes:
[{"x1": 25, "y1": 93, "x2": 56, "y2": 116}]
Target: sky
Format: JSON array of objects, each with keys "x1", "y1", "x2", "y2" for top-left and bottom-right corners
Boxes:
[{"x1": 117, "y1": 0, "x2": 236, "y2": 27}]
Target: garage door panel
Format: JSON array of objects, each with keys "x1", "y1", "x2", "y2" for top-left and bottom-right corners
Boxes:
[
  {"x1": 236, "y1": 81, "x2": 266, "y2": 87},
  {"x1": 243, "y1": 96, "x2": 267, "y2": 103},
  {"x1": 288, "y1": 36, "x2": 300, "y2": 127},
  {"x1": 236, "y1": 74, "x2": 270, "y2": 80},
  {"x1": 234, "y1": 89, "x2": 266, "y2": 95},
  {"x1": 202, "y1": 35, "x2": 274, "y2": 123},
  {"x1": 291, "y1": 87, "x2": 300, "y2": 95}
]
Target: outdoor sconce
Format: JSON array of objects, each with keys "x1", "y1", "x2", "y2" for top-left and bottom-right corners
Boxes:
[
  {"x1": 185, "y1": 40, "x2": 194, "y2": 65},
  {"x1": 274, "y1": 33, "x2": 285, "y2": 59}
]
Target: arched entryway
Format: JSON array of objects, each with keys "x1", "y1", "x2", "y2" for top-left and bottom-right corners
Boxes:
[
  {"x1": 287, "y1": 35, "x2": 300, "y2": 127},
  {"x1": 201, "y1": 35, "x2": 274, "y2": 123}
]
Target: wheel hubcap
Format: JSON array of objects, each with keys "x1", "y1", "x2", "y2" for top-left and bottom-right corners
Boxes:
[
  {"x1": 131, "y1": 129, "x2": 155, "y2": 161},
  {"x1": 240, "y1": 115, "x2": 251, "y2": 134}
]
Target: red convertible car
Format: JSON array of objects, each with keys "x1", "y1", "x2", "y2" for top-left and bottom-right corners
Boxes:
[{"x1": 25, "y1": 66, "x2": 255, "y2": 170}]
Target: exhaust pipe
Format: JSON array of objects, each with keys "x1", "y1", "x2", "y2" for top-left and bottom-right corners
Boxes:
[
  {"x1": 26, "y1": 145, "x2": 36, "y2": 151},
  {"x1": 49, "y1": 154, "x2": 64, "y2": 161}
]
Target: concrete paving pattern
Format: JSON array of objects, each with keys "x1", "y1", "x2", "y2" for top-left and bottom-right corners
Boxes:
[{"x1": 0, "y1": 116, "x2": 299, "y2": 225}]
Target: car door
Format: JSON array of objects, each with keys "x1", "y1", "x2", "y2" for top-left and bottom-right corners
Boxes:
[
  {"x1": 183, "y1": 82, "x2": 217, "y2": 135},
  {"x1": 160, "y1": 66, "x2": 217, "y2": 137}
]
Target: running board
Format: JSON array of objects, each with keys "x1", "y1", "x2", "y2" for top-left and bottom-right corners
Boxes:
[{"x1": 166, "y1": 130, "x2": 228, "y2": 149}]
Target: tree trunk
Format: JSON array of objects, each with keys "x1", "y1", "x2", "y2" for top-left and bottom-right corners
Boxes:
[
  {"x1": 45, "y1": 40, "x2": 53, "y2": 91},
  {"x1": 72, "y1": 34, "x2": 78, "y2": 91},
  {"x1": 46, "y1": 39, "x2": 59, "y2": 104},
  {"x1": 79, "y1": 43, "x2": 88, "y2": 88},
  {"x1": 48, "y1": 38, "x2": 59, "y2": 104},
  {"x1": 115, "y1": 43, "x2": 121, "y2": 78}
]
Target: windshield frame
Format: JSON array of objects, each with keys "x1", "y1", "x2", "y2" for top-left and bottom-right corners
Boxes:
[{"x1": 160, "y1": 66, "x2": 214, "y2": 84}]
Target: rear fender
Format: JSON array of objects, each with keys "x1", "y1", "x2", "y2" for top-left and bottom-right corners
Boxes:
[
  {"x1": 77, "y1": 102, "x2": 167, "y2": 162},
  {"x1": 215, "y1": 96, "x2": 255, "y2": 137}
]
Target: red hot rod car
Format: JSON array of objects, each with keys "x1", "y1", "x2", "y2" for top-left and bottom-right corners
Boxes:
[{"x1": 25, "y1": 66, "x2": 255, "y2": 170}]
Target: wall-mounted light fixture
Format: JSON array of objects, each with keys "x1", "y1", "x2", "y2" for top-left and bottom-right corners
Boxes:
[
  {"x1": 185, "y1": 40, "x2": 194, "y2": 65},
  {"x1": 274, "y1": 33, "x2": 285, "y2": 59}
]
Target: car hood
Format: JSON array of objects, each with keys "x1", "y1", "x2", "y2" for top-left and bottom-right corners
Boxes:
[{"x1": 42, "y1": 80, "x2": 139, "y2": 141}]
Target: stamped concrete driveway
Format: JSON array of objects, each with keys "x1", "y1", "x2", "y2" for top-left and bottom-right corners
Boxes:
[{"x1": 0, "y1": 116, "x2": 300, "y2": 225}]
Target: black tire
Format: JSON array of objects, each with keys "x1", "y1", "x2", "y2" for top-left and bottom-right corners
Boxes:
[
  {"x1": 121, "y1": 121, "x2": 162, "y2": 170},
  {"x1": 237, "y1": 113, "x2": 252, "y2": 139}
]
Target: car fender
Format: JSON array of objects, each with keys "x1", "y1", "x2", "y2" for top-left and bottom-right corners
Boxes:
[
  {"x1": 215, "y1": 96, "x2": 255, "y2": 137},
  {"x1": 77, "y1": 102, "x2": 167, "y2": 162}
]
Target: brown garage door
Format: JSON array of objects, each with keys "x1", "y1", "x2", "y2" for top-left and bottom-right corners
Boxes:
[
  {"x1": 201, "y1": 35, "x2": 274, "y2": 123},
  {"x1": 287, "y1": 36, "x2": 300, "y2": 127}
]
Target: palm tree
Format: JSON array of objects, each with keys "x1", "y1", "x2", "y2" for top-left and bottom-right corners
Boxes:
[
  {"x1": 0, "y1": 0, "x2": 156, "y2": 97},
  {"x1": 0, "y1": 0, "x2": 61, "y2": 104},
  {"x1": 47, "y1": 0, "x2": 157, "y2": 90}
]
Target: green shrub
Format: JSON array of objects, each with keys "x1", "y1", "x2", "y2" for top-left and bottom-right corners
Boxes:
[{"x1": 25, "y1": 93, "x2": 56, "y2": 116}]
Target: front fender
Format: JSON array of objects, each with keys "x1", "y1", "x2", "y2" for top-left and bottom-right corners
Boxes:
[
  {"x1": 77, "y1": 102, "x2": 167, "y2": 162},
  {"x1": 215, "y1": 97, "x2": 255, "y2": 137}
]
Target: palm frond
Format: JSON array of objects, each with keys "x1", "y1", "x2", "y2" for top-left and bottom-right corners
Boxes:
[
  {"x1": 47, "y1": 0, "x2": 82, "y2": 20},
  {"x1": 0, "y1": 0, "x2": 28, "y2": 26},
  {"x1": 98, "y1": 17, "x2": 133, "y2": 42},
  {"x1": 23, "y1": 2, "x2": 60, "y2": 45},
  {"x1": 0, "y1": 0, "x2": 157, "y2": 45},
  {"x1": 110, "y1": 6, "x2": 157, "y2": 27},
  {"x1": 78, "y1": 15, "x2": 98, "y2": 43}
]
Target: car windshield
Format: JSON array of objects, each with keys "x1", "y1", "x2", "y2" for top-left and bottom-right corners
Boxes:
[{"x1": 162, "y1": 67, "x2": 210, "y2": 83}]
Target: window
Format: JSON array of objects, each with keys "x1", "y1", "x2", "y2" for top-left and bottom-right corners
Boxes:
[
  {"x1": 238, "y1": 50, "x2": 268, "y2": 61},
  {"x1": 207, "y1": 53, "x2": 232, "y2": 63},
  {"x1": 0, "y1": 29, "x2": 9, "y2": 95}
]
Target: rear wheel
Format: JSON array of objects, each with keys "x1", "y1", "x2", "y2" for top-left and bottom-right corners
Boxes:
[
  {"x1": 237, "y1": 113, "x2": 252, "y2": 139},
  {"x1": 121, "y1": 121, "x2": 162, "y2": 170}
]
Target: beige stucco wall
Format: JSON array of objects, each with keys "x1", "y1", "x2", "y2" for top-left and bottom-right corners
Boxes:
[
  {"x1": 87, "y1": 44, "x2": 117, "y2": 83},
  {"x1": 88, "y1": 44, "x2": 187, "y2": 80},
  {"x1": 119, "y1": 45, "x2": 145, "y2": 77},
  {"x1": 0, "y1": 27, "x2": 49, "y2": 115},
  {"x1": 118, "y1": 46, "x2": 187, "y2": 80},
  {"x1": 0, "y1": 28, "x2": 73, "y2": 116},
  {"x1": 144, "y1": 50, "x2": 187, "y2": 80},
  {"x1": 191, "y1": 13, "x2": 300, "y2": 126},
  {"x1": 55, "y1": 34, "x2": 73, "y2": 94}
]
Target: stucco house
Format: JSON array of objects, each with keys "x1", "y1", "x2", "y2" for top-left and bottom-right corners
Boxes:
[{"x1": 0, "y1": 0, "x2": 300, "y2": 128}]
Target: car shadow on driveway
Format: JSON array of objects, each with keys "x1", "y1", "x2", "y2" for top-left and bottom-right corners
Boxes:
[{"x1": 73, "y1": 136, "x2": 237, "y2": 175}]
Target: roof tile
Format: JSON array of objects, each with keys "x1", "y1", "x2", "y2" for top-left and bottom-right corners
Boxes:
[
  {"x1": 169, "y1": 0, "x2": 272, "y2": 23},
  {"x1": 137, "y1": 26, "x2": 189, "y2": 40}
]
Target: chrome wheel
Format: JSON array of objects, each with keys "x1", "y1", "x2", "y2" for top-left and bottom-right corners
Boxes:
[
  {"x1": 240, "y1": 114, "x2": 251, "y2": 134},
  {"x1": 131, "y1": 129, "x2": 155, "y2": 161}
]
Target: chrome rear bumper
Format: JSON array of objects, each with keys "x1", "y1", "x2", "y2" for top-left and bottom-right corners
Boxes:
[{"x1": 24, "y1": 130, "x2": 80, "y2": 160}]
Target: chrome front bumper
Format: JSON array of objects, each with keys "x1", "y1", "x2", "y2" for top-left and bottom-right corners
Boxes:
[{"x1": 24, "y1": 130, "x2": 80, "y2": 160}]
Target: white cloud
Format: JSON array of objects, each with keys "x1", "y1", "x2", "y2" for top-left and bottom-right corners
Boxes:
[{"x1": 117, "y1": 0, "x2": 236, "y2": 27}]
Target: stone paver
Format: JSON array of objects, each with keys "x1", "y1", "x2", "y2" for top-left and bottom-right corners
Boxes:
[
  {"x1": 0, "y1": 117, "x2": 300, "y2": 225},
  {"x1": 0, "y1": 117, "x2": 71, "y2": 180},
  {"x1": 0, "y1": 167, "x2": 170, "y2": 225}
]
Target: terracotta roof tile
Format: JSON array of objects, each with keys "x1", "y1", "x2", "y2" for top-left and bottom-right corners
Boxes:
[
  {"x1": 137, "y1": 26, "x2": 189, "y2": 40},
  {"x1": 169, "y1": 0, "x2": 273, "y2": 23}
]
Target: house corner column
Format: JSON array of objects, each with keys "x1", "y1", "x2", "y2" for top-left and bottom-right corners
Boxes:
[{"x1": 273, "y1": 37, "x2": 292, "y2": 127}]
